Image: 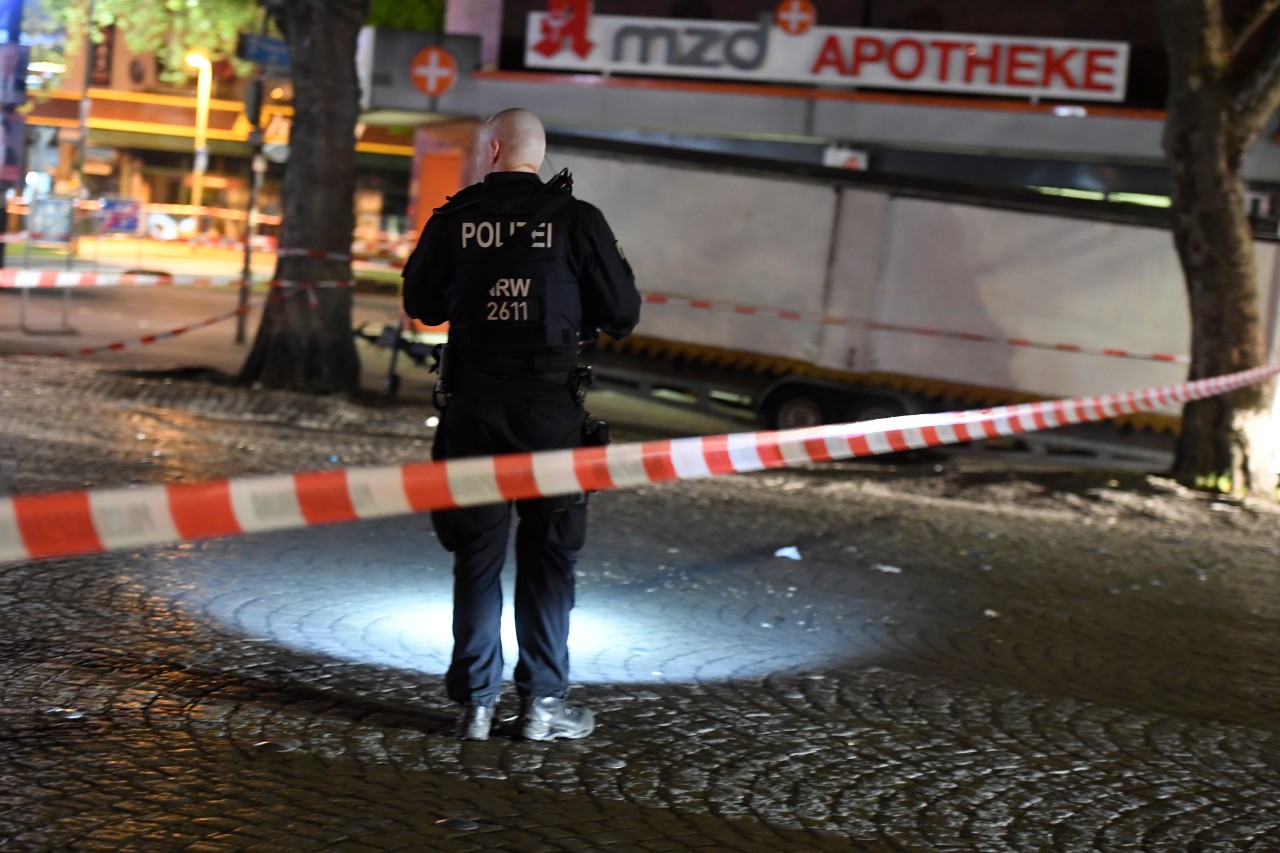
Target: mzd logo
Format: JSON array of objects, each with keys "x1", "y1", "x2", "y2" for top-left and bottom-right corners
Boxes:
[
  {"x1": 525, "y1": 2, "x2": 775, "y2": 77},
  {"x1": 610, "y1": 15, "x2": 770, "y2": 71}
]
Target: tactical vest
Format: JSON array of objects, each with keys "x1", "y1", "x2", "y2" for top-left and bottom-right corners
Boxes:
[{"x1": 437, "y1": 177, "x2": 581, "y2": 371}]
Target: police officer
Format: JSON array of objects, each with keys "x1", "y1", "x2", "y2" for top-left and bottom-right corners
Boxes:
[{"x1": 402, "y1": 108, "x2": 641, "y2": 741}]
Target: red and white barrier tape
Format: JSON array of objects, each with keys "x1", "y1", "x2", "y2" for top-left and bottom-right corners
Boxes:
[
  {"x1": 277, "y1": 247, "x2": 350, "y2": 261},
  {"x1": 0, "y1": 281, "x2": 348, "y2": 358},
  {"x1": 356, "y1": 258, "x2": 407, "y2": 271},
  {"x1": 2, "y1": 362, "x2": 1275, "y2": 564},
  {"x1": 0, "y1": 270, "x2": 1200, "y2": 365},
  {"x1": 862, "y1": 319, "x2": 1187, "y2": 364},
  {"x1": 169, "y1": 236, "x2": 281, "y2": 251},
  {"x1": 0, "y1": 270, "x2": 358, "y2": 289},
  {"x1": 4, "y1": 301, "x2": 266, "y2": 359},
  {"x1": 278, "y1": 247, "x2": 408, "y2": 270},
  {"x1": 353, "y1": 238, "x2": 414, "y2": 254},
  {"x1": 274, "y1": 238, "x2": 413, "y2": 259},
  {"x1": 642, "y1": 292, "x2": 1191, "y2": 365},
  {"x1": 185, "y1": 235, "x2": 245, "y2": 250},
  {"x1": 0, "y1": 236, "x2": 400, "y2": 261},
  {"x1": 0, "y1": 270, "x2": 242, "y2": 288}
]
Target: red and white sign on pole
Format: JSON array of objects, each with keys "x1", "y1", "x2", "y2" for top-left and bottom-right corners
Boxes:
[
  {"x1": 525, "y1": 2, "x2": 1130, "y2": 102},
  {"x1": 410, "y1": 46, "x2": 457, "y2": 97}
]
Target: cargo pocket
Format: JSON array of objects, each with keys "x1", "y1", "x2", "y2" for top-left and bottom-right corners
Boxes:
[{"x1": 546, "y1": 494, "x2": 588, "y2": 553}]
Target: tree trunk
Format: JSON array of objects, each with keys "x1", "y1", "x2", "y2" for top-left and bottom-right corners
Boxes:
[
  {"x1": 1160, "y1": 0, "x2": 1279, "y2": 496},
  {"x1": 239, "y1": 0, "x2": 369, "y2": 394}
]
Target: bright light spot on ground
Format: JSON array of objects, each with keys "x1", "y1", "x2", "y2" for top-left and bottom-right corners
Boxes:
[{"x1": 155, "y1": 520, "x2": 866, "y2": 686}]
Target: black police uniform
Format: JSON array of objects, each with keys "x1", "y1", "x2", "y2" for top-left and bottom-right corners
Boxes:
[{"x1": 402, "y1": 170, "x2": 641, "y2": 708}]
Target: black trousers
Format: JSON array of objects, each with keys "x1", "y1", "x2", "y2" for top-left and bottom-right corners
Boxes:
[{"x1": 431, "y1": 375, "x2": 586, "y2": 706}]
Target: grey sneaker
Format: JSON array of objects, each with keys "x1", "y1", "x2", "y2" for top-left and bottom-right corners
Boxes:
[
  {"x1": 519, "y1": 696, "x2": 595, "y2": 741},
  {"x1": 456, "y1": 704, "x2": 495, "y2": 741}
]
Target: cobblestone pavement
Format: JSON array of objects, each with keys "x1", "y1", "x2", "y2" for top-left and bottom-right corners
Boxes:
[{"x1": 2, "y1": 357, "x2": 1280, "y2": 852}]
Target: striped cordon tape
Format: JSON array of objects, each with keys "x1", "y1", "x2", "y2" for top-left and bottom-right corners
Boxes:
[
  {"x1": 0, "y1": 269, "x2": 358, "y2": 289},
  {"x1": 1, "y1": 282, "x2": 343, "y2": 359},
  {"x1": 2, "y1": 362, "x2": 1276, "y2": 564},
  {"x1": 2, "y1": 269, "x2": 1188, "y2": 365},
  {"x1": 641, "y1": 292, "x2": 1191, "y2": 365},
  {"x1": 5, "y1": 300, "x2": 268, "y2": 358},
  {"x1": 270, "y1": 245, "x2": 406, "y2": 264},
  {"x1": 7, "y1": 308, "x2": 248, "y2": 358},
  {"x1": 276, "y1": 247, "x2": 350, "y2": 261}
]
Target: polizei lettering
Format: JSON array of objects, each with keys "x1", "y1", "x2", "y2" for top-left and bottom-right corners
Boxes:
[
  {"x1": 461, "y1": 220, "x2": 553, "y2": 249},
  {"x1": 612, "y1": 14, "x2": 769, "y2": 70}
]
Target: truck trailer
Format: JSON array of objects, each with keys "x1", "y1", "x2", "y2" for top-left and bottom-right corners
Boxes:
[{"x1": 545, "y1": 135, "x2": 1280, "y2": 436}]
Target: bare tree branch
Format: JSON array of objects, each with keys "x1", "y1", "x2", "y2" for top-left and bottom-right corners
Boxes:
[
  {"x1": 1230, "y1": 0, "x2": 1280, "y2": 57},
  {"x1": 1231, "y1": 30, "x2": 1280, "y2": 145}
]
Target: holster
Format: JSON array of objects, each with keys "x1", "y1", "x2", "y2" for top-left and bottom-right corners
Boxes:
[
  {"x1": 582, "y1": 416, "x2": 611, "y2": 446},
  {"x1": 570, "y1": 364, "x2": 593, "y2": 404},
  {"x1": 431, "y1": 343, "x2": 452, "y2": 410}
]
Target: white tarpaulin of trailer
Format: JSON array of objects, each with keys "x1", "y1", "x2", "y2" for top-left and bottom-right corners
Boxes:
[
  {"x1": 551, "y1": 147, "x2": 836, "y2": 363},
  {"x1": 855, "y1": 198, "x2": 1192, "y2": 405}
]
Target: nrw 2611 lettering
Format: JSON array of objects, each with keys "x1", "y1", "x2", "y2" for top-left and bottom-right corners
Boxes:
[{"x1": 486, "y1": 278, "x2": 537, "y2": 323}]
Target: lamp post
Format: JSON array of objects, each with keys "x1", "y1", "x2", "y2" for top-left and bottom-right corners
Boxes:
[
  {"x1": 75, "y1": 0, "x2": 92, "y2": 197},
  {"x1": 185, "y1": 52, "x2": 211, "y2": 214},
  {"x1": 236, "y1": 67, "x2": 265, "y2": 345},
  {"x1": 0, "y1": 0, "x2": 27, "y2": 270}
]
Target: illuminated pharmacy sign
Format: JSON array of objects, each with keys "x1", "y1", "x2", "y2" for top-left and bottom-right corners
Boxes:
[{"x1": 526, "y1": 0, "x2": 1129, "y2": 102}]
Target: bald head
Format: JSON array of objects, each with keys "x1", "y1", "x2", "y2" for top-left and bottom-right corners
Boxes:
[{"x1": 475, "y1": 108, "x2": 547, "y2": 177}]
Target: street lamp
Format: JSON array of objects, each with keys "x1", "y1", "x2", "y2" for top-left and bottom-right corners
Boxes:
[{"x1": 185, "y1": 52, "x2": 211, "y2": 213}]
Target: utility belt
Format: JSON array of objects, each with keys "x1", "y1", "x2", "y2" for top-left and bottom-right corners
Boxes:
[
  {"x1": 432, "y1": 344, "x2": 609, "y2": 446},
  {"x1": 467, "y1": 350, "x2": 580, "y2": 376},
  {"x1": 432, "y1": 344, "x2": 594, "y2": 403}
]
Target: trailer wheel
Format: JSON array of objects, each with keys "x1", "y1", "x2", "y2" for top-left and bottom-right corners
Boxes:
[{"x1": 766, "y1": 389, "x2": 829, "y2": 429}]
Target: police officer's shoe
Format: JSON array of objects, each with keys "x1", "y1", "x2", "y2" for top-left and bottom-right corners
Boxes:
[
  {"x1": 456, "y1": 704, "x2": 495, "y2": 741},
  {"x1": 519, "y1": 696, "x2": 595, "y2": 741}
]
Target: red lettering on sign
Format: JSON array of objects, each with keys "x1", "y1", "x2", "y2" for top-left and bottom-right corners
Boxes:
[
  {"x1": 811, "y1": 34, "x2": 848, "y2": 75},
  {"x1": 963, "y1": 43, "x2": 1002, "y2": 85},
  {"x1": 1004, "y1": 44, "x2": 1037, "y2": 87},
  {"x1": 851, "y1": 36, "x2": 886, "y2": 75},
  {"x1": 1083, "y1": 48, "x2": 1119, "y2": 92},
  {"x1": 1040, "y1": 46, "x2": 1079, "y2": 89},
  {"x1": 888, "y1": 38, "x2": 926, "y2": 80},
  {"x1": 931, "y1": 40, "x2": 968, "y2": 82}
]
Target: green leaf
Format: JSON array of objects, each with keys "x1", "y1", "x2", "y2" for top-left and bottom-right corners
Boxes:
[
  {"x1": 42, "y1": 0, "x2": 262, "y2": 83},
  {"x1": 365, "y1": 0, "x2": 443, "y2": 31}
]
